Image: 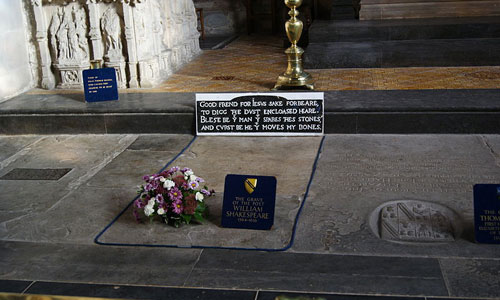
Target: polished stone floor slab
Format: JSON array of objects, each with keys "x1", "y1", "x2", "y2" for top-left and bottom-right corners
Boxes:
[
  {"x1": 439, "y1": 258, "x2": 500, "y2": 298},
  {"x1": 0, "y1": 241, "x2": 201, "y2": 286},
  {"x1": 293, "y1": 135, "x2": 500, "y2": 258},
  {"x1": 0, "y1": 279, "x2": 31, "y2": 293},
  {"x1": 185, "y1": 249, "x2": 448, "y2": 296},
  {"x1": 97, "y1": 136, "x2": 322, "y2": 250}
]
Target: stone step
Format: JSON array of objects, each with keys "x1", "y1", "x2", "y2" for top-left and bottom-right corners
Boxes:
[
  {"x1": 333, "y1": 0, "x2": 354, "y2": 6},
  {"x1": 331, "y1": 5, "x2": 356, "y2": 16},
  {"x1": 1, "y1": 89, "x2": 499, "y2": 134},
  {"x1": 359, "y1": 0, "x2": 500, "y2": 20},
  {"x1": 304, "y1": 38, "x2": 500, "y2": 68},
  {"x1": 309, "y1": 17, "x2": 500, "y2": 43},
  {"x1": 331, "y1": 13, "x2": 357, "y2": 20}
]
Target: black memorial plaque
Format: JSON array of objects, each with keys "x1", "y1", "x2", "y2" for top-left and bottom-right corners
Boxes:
[
  {"x1": 474, "y1": 184, "x2": 500, "y2": 244},
  {"x1": 196, "y1": 93, "x2": 324, "y2": 135},
  {"x1": 221, "y1": 174, "x2": 276, "y2": 230}
]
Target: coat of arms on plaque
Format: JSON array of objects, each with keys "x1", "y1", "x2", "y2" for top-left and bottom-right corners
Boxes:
[
  {"x1": 379, "y1": 201, "x2": 455, "y2": 242},
  {"x1": 244, "y1": 178, "x2": 257, "y2": 194}
]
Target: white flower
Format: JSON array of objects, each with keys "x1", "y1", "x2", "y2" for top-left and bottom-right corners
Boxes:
[
  {"x1": 163, "y1": 179, "x2": 175, "y2": 190},
  {"x1": 157, "y1": 207, "x2": 165, "y2": 215},
  {"x1": 159, "y1": 176, "x2": 166, "y2": 182},
  {"x1": 185, "y1": 170, "x2": 194, "y2": 176},
  {"x1": 189, "y1": 174, "x2": 197, "y2": 182},
  {"x1": 147, "y1": 199, "x2": 155, "y2": 207},
  {"x1": 144, "y1": 206, "x2": 154, "y2": 216},
  {"x1": 195, "y1": 192, "x2": 204, "y2": 202}
]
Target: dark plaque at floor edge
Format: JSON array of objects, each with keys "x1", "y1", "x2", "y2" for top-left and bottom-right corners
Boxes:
[
  {"x1": 83, "y1": 68, "x2": 119, "y2": 102},
  {"x1": 474, "y1": 184, "x2": 500, "y2": 244},
  {"x1": 221, "y1": 174, "x2": 276, "y2": 230}
]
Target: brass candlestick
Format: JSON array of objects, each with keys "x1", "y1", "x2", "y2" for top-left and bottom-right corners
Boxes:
[{"x1": 273, "y1": 0, "x2": 314, "y2": 90}]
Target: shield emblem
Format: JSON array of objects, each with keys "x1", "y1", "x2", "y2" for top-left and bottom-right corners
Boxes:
[{"x1": 244, "y1": 178, "x2": 257, "y2": 194}]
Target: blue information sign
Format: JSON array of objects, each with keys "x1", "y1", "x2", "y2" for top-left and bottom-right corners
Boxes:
[
  {"x1": 83, "y1": 68, "x2": 119, "y2": 102},
  {"x1": 221, "y1": 174, "x2": 276, "y2": 230},
  {"x1": 474, "y1": 184, "x2": 500, "y2": 244}
]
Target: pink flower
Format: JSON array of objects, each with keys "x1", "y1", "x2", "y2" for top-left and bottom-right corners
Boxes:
[
  {"x1": 172, "y1": 200, "x2": 183, "y2": 214},
  {"x1": 188, "y1": 181, "x2": 199, "y2": 190},
  {"x1": 156, "y1": 194, "x2": 164, "y2": 203},
  {"x1": 168, "y1": 187, "x2": 183, "y2": 201},
  {"x1": 134, "y1": 198, "x2": 145, "y2": 208},
  {"x1": 145, "y1": 183, "x2": 154, "y2": 192}
]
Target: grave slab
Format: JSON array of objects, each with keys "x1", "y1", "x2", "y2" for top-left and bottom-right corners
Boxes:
[
  {"x1": 292, "y1": 135, "x2": 500, "y2": 258},
  {"x1": 86, "y1": 135, "x2": 195, "y2": 189},
  {"x1": 0, "y1": 135, "x2": 136, "y2": 231},
  {"x1": 96, "y1": 136, "x2": 322, "y2": 250},
  {"x1": 0, "y1": 135, "x2": 194, "y2": 244},
  {"x1": 0, "y1": 136, "x2": 40, "y2": 163}
]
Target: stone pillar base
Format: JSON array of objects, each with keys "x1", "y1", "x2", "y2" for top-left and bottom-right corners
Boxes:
[{"x1": 104, "y1": 60, "x2": 127, "y2": 89}]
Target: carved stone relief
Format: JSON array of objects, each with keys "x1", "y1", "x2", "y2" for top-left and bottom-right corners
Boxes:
[
  {"x1": 369, "y1": 200, "x2": 463, "y2": 243},
  {"x1": 28, "y1": 0, "x2": 201, "y2": 89},
  {"x1": 49, "y1": 5, "x2": 89, "y2": 64},
  {"x1": 101, "y1": 7, "x2": 122, "y2": 61},
  {"x1": 48, "y1": 3, "x2": 90, "y2": 88}
]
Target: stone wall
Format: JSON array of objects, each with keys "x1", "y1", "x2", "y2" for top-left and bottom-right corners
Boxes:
[
  {"x1": 194, "y1": 0, "x2": 246, "y2": 36},
  {"x1": 360, "y1": 0, "x2": 500, "y2": 20},
  {"x1": 0, "y1": 0, "x2": 34, "y2": 101},
  {"x1": 26, "y1": 0, "x2": 200, "y2": 90}
]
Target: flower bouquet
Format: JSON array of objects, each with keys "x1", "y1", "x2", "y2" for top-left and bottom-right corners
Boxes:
[{"x1": 133, "y1": 166, "x2": 214, "y2": 227}]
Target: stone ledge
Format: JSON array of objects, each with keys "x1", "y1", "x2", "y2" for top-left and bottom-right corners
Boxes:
[
  {"x1": 360, "y1": 0, "x2": 500, "y2": 20},
  {"x1": 1, "y1": 90, "x2": 499, "y2": 134}
]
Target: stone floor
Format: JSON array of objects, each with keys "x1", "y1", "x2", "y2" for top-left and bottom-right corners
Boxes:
[
  {"x1": 26, "y1": 35, "x2": 500, "y2": 95},
  {"x1": 0, "y1": 134, "x2": 499, "y2": 299}
]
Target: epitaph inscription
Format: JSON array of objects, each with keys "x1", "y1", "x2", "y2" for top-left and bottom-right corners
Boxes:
[
  {"x1": 371, "y1": 200, "x2": 461, "y2": 243},
  {"x1": 196, "y1": 93, "x2": 324, "y2": 136},
  {"x1": 325, "y1": 153, "x2": 497, "y2": 194}
]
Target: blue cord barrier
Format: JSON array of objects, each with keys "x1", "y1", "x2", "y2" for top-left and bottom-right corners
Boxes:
[{"x1": 95, "y1": 135, "x2": 325, "y2": 252}]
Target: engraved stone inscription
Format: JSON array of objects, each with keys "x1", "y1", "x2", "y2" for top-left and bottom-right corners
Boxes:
[
  {"x1": 328, "y1": 153, "x2": 497, "y2": 194},
  {"x1": 371, "y1": 200, "x2": 462, "y2": 243}
]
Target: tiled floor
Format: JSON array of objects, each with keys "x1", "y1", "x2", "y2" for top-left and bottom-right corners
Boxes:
[
  {"x1": 157, "y1": 35, "x2": 500, "y2": 92},
  {"x1": 28, "y1": 35, "x2": 500, "y2": 95}
]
